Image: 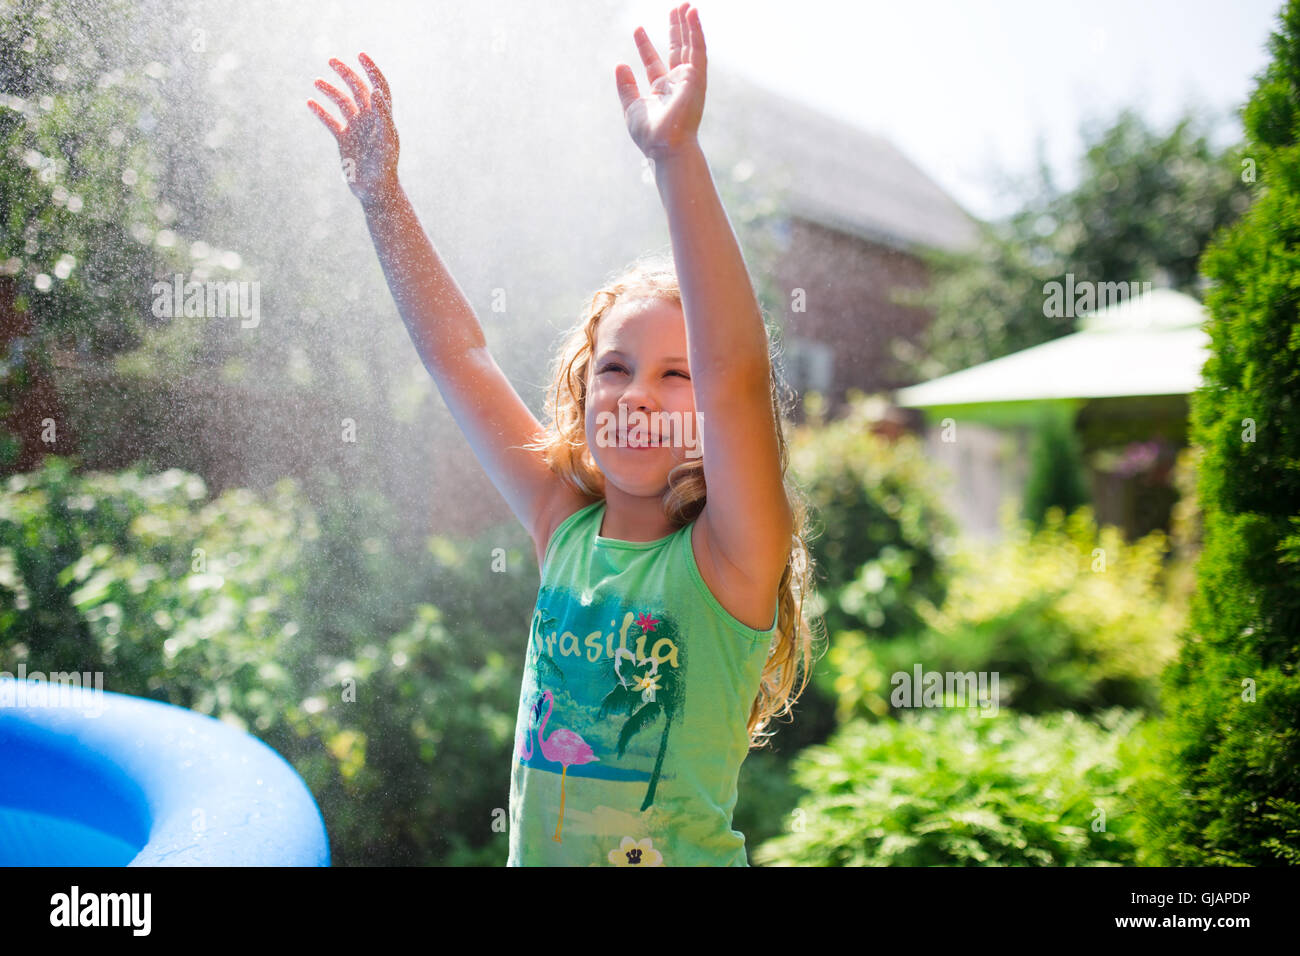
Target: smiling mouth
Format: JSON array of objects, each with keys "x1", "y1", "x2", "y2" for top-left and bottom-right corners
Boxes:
[{"x1": 619, "y1": 431, "x2": 664, "y2": 447}]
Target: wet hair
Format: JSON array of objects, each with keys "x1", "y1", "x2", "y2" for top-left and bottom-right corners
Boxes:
[{"x1": 522, "y1": 254, "x2": 825, "y2": 750}]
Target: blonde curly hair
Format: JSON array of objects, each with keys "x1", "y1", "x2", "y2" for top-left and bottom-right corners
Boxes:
[{"x1": 522, "y1": 254, "x2": 825, "y2": 750}]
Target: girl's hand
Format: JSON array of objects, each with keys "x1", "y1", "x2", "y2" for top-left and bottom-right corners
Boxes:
[
  {"x1": 307, "y1": 52, "x2": 399, "y2": 205},
  {"x1": 615, "y1": 3, "x2": 707, "y2": 161}
]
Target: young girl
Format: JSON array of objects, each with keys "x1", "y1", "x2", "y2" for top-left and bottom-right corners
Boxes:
[{"x1": 308, "y1": 2, "x2": 821, "y2": 866}]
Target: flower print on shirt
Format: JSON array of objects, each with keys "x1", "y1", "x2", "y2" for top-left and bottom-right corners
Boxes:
[{"x1": 608, "y1": 836, "x2": 664, "y2": 866}]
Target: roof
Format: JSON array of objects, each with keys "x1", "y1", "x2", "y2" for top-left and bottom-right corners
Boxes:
[
  {"x1": 892, "y1": 288, "x2": 1211, "y2": 408},
  {"x1": 705, "y1": 70, "x2": 980, "y2": 253}
]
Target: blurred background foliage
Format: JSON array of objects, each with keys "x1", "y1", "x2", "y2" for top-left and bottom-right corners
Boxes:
[
  {"x1": 0, "y1": 0, "x2": 228, "y2": 475},
  {"x1": 0, "y1": 386, "x2": 1199, "y2": 865}
]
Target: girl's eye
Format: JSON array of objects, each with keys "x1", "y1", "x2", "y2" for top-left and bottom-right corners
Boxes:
[{"x1": 598, "y1": 363, "x2": 688, "y2": 380}]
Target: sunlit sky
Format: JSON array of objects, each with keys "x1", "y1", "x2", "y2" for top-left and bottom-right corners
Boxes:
[{"x1": 619, "y1": 0, "x2": 1284, "y2": 220}]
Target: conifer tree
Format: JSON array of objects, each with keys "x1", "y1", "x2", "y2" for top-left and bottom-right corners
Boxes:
[{"x1": 1138, "y1": 0, "x2": 1300, "y2": 865}]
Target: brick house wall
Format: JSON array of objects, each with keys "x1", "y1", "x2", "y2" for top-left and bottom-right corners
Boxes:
[{"x1": 773, "y1": 217, "x2": 936, "y2": 423}]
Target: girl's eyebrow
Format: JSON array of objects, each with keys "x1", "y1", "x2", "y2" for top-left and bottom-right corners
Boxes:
[{"x1": 600, "y1": 349, "x2": 689, "y2": 364}]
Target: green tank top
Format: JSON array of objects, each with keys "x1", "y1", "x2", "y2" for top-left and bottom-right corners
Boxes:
[{"x1": 507, "y1": 498, "x2": 779, "y2": 866}]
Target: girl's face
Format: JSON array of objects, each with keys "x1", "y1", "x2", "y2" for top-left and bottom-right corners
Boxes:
[{"x1": 585, "y1": 296, "x2": 701, "y2": 496}]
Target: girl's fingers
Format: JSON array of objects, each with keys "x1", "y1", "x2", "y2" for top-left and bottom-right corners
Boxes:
[
  {"x1": 633, "y1": 26, "x2": 668, "y2": 86},
  {"x1": 359, "y1": 52, "x2": 391, "y2": 105},
  {"x1": 329, "y1": 56, "x2": 371, "y2": 111},
  {"x1": 314, "y1": 78, "x2": 357, "y2": 121},
  {"x1": 306, "y1": 98, "x2": 344, "y2": 139},
  {"x1": 667, "y1": 6, "x2": 683, "y2": 69},
  {"x1": 687, "y1": 6, "x2": 706, "y2": 72},
  {"x1": 614, "y1": 63, "x2": 640, "y2": 114}
]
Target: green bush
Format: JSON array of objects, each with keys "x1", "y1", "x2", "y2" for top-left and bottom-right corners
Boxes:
[
  {"x1": 822, "y1": 505, "x2": 1185, "y2": 724},
  {"x1": 0, "y1": 456, "x2": 539, "y2": 865},
  {"x1": 732, "y1": 748, "x2": 813, "y2": 858},
  {"x1": 789, "y1": 391, "x2": 959, "y2": 642},
  {"x1": 305, "y1": 520, "x2": 541, "y2": 865},
  {"x1": 1, "y1": 0, "x2": 216, "y2": 479},
  {"x1": 285, "y1": 602, "x2": 525, "y2": 865},
  {"x1": 1022, "y1": 403, "x2": 1090, "y2": 528},
  {"x1": 746, "y1": 391, "x2": 962, "y2": 762},
  {"x1": 0, "y1": 456, "x2": 312, "y2": 721},
  {"x1": 752, "y1": 706, "x2": 1153, "y2": 866},
  {"x1": 1134, "y1": 0, "x2": 1300, "y2": 866}
]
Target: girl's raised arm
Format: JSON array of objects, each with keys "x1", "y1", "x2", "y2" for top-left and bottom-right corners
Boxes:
[
  {"x1": 615, "y1": 6, "x2": 794, "y2": 592},
  {"x1": 308, "y1": 54, "x2": 585, "y2": 562}
]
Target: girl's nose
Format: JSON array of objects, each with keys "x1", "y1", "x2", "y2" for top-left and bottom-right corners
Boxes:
[
  {"x1": 619, "y1": 381, "x2": 658, "y2": 412},
  {"x1": 620, "y1": 393, "x2": 657, "y2": 416}
]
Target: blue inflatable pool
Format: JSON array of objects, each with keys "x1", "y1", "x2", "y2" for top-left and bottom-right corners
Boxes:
[{"x1": 0, "y1": 677, "x2": 329, "y2": 866}]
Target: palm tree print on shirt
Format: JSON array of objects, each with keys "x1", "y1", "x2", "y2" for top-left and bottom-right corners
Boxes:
[{"x1": 598, "y1": 610, "x2": 686, "y2": 811}]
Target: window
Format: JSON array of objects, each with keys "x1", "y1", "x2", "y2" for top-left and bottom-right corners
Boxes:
[{"x1": 782, "y1": 337, "x2": 834, "y2": 395}]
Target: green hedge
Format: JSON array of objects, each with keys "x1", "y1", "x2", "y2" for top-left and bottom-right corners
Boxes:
[
  {"x1": 753, "y1": 706, "x2": 1152, "y2": 866},
  {"x1": 1133, "y1": 0, "x2": 1300, "y2": 866}
]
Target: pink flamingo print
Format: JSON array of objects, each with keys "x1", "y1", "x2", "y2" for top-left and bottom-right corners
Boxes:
[{"x1": 532, "y1": 689, "x2": 599, "y2": 842}]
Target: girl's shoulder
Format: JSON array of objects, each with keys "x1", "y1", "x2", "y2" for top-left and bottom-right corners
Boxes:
[{"x1": 534, "y1": 491, "x2": 603, "y2": 570}]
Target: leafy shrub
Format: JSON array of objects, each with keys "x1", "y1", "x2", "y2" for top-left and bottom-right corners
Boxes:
[
  {"x1": 752, "y1": 706, "x2": 1153, "y2": 866},
  {"x1": 0, "y1": 456, "x2": 312, "y2": 723},
  {"x1": 788, "y1": 391, "x2": 959, "y2": 642},
  {"x1": 1022, "y1": 403, "x2": 1090, "y2": 528},
  {"x1": 0, "y1": 456, "x2": 539, "y2": 865},
  {"x1": 732, "y1": 748, "x2": 813, "y2": 859},
  {"x1": 284, "y1": 602, "x2": 526, "y2": 865},
  {"x1": 308, "y1": 520, "x2": 540, "y2": 865},
  {"x1": 821, "y1": 504, "x2": 1186, "y2": 724}
]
